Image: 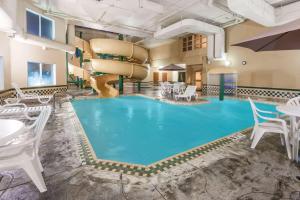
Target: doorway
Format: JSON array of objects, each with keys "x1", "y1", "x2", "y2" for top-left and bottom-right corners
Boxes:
[
  {"x1": 0, "y1": 57, "x2": 4, "y2": 90},
  {"x1": 162, "y1": 72, "x2": 168, "y2": 82},
  {"x1": 178, "y1": 72, "x2": 186, "y2": 82},
  {"x1": 153, "y1": 72, "x2": 159, "y2": 85},
  {"x1": 195, "y1": 71, "x2": 202, "y2": 90}
]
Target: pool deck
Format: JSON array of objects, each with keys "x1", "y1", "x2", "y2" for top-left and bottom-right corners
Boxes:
[{"x1": 1, "y1": 87, "x2": 300, "y2": 200}]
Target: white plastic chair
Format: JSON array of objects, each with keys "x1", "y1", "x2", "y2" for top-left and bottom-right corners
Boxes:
[
  {"x1": 172, "y1": 83, "x2": 181, "y2": 94},
  {"x1": 0, "y1": 106, "x2": 51, "y2": 192},
  {"x1": 175, "y1": 85, "x2": 198, "y2": 102},
  {"x1": 287, "y1": 96, "x2": 300, "y2": 106},
  {"x1": 287, "y1": 96, "x2": 300, "y2": 130},
  {"x1": 248, "y1": 98, "x2": 291, "y2": 159},
  {"x1": 160, "y1": 82, "x2": 167, "y2": 96},
  {"x1": 160, "y1": 82, "x2": 172, "y2": 97},
  {"x1": 0, "y1": 103, "x2": 46, "y2": 120},
  {"x1": 11, "y1": 83, "x2": 53, "y2": 104}
]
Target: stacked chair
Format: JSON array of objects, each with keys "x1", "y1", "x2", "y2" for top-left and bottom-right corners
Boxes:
[{"x1": 0, "y1": 83, "x2": 53, "y2": 192}]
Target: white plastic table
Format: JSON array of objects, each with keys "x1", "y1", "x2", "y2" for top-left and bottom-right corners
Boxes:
[
  {"x1": 0, "y1": 119, "x2": 24, "y2": 146},
  {"x1": 276, "y1": 105, "x2": 300, "y2": 162}
]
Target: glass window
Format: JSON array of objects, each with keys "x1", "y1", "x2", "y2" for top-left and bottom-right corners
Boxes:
[
  {"x1": 28, "y1": 62, "x2": 56, "y2": 87},
  {"x1": 41, "y1": 17, "x2": 53, "y2": 39},
  {"x1": 26, "y1": 10, "x2": 54, "y2": 40},
  {"x1": 28, "y1": 62, "x2": 41, "y2": 87},
  {"x1": 42, "y1": 64, "x2": 55, "y2": 85},
  {"x1": 26, "y1": 11, "x2": 39, "y2": 36}
]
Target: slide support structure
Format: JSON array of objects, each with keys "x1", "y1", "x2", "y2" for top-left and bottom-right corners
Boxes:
[
  {"x1": 137, "y1": 82, "x2": 141, "y2": 92},
  {"x1": 119, "y1": 75, "x2": 124, "y2": 94},
  {"x1": 118, "y1": 34, "x2": 124, "y2": 94},
  {"x1": 219, "y1": 74, "x2": 225, "y2": 101},
  {"x1": 79, "y1": 32, "x2": 84, "y2": 89},
  {"x1": 65, "y1": 29, "x2": 69, "y2": 85},
  {"x1": 79, "y1": 49, "x2": 84, "y2": 89}
]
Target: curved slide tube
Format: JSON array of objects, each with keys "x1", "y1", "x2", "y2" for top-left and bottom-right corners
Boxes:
[
  {"x1": 91, "y1": 59, "x2": 148, "y2": 80},
  {"x1": 89, "y1": 38, "x2": 149, "y2": 98},
  {"x1": 90, "y1": 39, "x2": 148, "y2": 63},
  {"x1": 90, "y1": 75, "x2": 119, "y2": 98}
]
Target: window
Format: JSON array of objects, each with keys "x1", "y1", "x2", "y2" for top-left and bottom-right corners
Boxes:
[
  {"x1": 28, "y1": 62, "x2": 56, "y2": 87},
  {"x1": 26, "y1": 10, "x2": 54, "y2": 40},
  {"x1": 182, "y1": 34, "x2": 207, "y2": 52}
]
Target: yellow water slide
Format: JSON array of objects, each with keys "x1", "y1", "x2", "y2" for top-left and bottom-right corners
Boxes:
[{"x1": 89, "y1": 39, "x2": 149, "y2": 98}]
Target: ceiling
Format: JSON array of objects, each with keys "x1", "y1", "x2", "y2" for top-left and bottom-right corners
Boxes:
[
  {"x1": 265, "y1": 0, "x2": 300, "y2": 7},
  {"x1": 32, "y1": 0, "x2": 300, "y2": 47},
  {"x1": 34, "y1": 0, "x2": 242, "y2": 35}
]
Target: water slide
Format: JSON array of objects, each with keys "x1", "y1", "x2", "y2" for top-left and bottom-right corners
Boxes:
[
  {"x1": 89, "y1": 39, "x2": 149, "y2": 98},
  {"x1": 68, "y1": 37, "x2": 149, "y2": 98}
]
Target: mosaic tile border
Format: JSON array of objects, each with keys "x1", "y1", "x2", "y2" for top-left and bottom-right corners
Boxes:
[
  {"x1": 0, "y1": 85, "x2": 68, "y2": 105},
  {"x1": 70, "y1": 99, "x2": 251, "y2": 177},
  {"x1": 202, "y1": 84, "x2": 300, "y2": 100}
]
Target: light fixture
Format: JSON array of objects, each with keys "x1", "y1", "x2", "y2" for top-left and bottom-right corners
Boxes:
[
  {"x1": 242, "y1": 61, "x2": 247, "y2": 65},
  {"x1": 225, "y1": 60, "x2": 231, "y2": 66},
  {"x1": 42, "y1": 46, "x2": 47, "y2": 50}
]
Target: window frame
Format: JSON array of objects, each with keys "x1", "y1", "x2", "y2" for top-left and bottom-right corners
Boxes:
[
  {"x1": 182, "y1": 34, "x2": 207, "y2": 52},
  {"x1": 26, "y1": 9, "x2": 55, "y2": 40},
  {"x1": 27, "y1": 61, "x2": 56, "y2": 87}
]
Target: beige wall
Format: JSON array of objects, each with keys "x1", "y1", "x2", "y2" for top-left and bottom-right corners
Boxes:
[
  {"x1": 149, "y1": 38, "x2": 206, "y2": 82},
  {"x1": 0, "y1": 32, "x2": 11, "y2": 90},
  {"x1": 0, "y1": 1, "x2": 68, "y2": 90},
  {"x1": 10, "y1": 40, "x2": 66, "y2": 87},
  {"x1": 150, "y1": 20, "x2": 300, "y2": 89},
  {"x1": 205, "y1": 20, "x2": 300, "y2": 89},
  {"x1": 150, "y1": 40, "x2": 182, "y2": 68}
]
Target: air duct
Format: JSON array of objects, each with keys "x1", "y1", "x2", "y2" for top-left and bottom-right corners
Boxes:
[
  {"x1": 154, "y1": 19, "x2": 225, "y2": 60},
  {"x1": 227, "y1": 0, "x2": 300, "y2": 27}
]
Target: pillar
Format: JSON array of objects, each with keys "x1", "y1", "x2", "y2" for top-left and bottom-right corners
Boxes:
[
  {"x1": 137, "y1": 82, "x2": 141, "y2": 92},
  {"x1": 219, "y1": 74, "x2": 225, "y2": 101},
  {"x1": 118, "y1": 34, "x2": 124, "y2": 94}
]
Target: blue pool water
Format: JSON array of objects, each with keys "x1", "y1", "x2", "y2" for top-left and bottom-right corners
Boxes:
[{"x1": 72, "y1": 96, "x2": 276, "y2": 165}]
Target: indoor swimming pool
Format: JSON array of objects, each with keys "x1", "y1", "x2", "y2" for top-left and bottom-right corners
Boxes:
[{"x1": 72, "y1": 96, "x2": 276, "y2": 165}]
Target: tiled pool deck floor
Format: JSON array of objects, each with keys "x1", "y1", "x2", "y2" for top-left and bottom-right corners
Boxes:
[{"x1": 1, "y1": 87, "x2": 300, "y2": 199}]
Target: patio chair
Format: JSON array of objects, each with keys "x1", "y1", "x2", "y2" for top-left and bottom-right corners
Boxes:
[
  {"x1": 248, "y1": 98, "x2": 291, "y2": 159},
  {"x1": 287, "y1": 96, "x2": 300, "y2": 106},
  {"x1": 0, "y1": 106, "x2": 51, "y2": 192},
  {"x1": 0, "y1": 103, "x2": 45, "y2": 120},
  {"x1": 287, "y1": 96, "x2": 300, "y2": 129},
  {"x1": 172, "y1": 83, "x2": 181, "y2": 94},
  {"x1": 10, "y1": 83, "x2": 54, "y2": 104},
  {"x1": 174, "y1": 85, "x2": 198, "y2": 102},
  {"x1": 160, "y1": 82, "x2": 171, "y2": 97}
]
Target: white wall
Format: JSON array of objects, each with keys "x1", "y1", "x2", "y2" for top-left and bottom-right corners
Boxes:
[
  {"x1": 0, "y1": 32, "x2": 11, "y2": 90},
  {"x1": 0, "y1": 57, "x2": 4, "y2": 90},
  {"x1": 10, "y1": 39, "x2": 66, "y2": 87},
  {"x1": 0, "y1": 1, "x2": 68, "y2": 89}
]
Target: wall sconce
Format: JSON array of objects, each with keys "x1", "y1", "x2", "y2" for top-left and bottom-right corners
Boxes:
[
  {"x1": 242, "y1": 61, "x2": 247, "y2": 65},
  {"x1": 224, "y1": 60, "x2": 231, "y2": 66}
]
